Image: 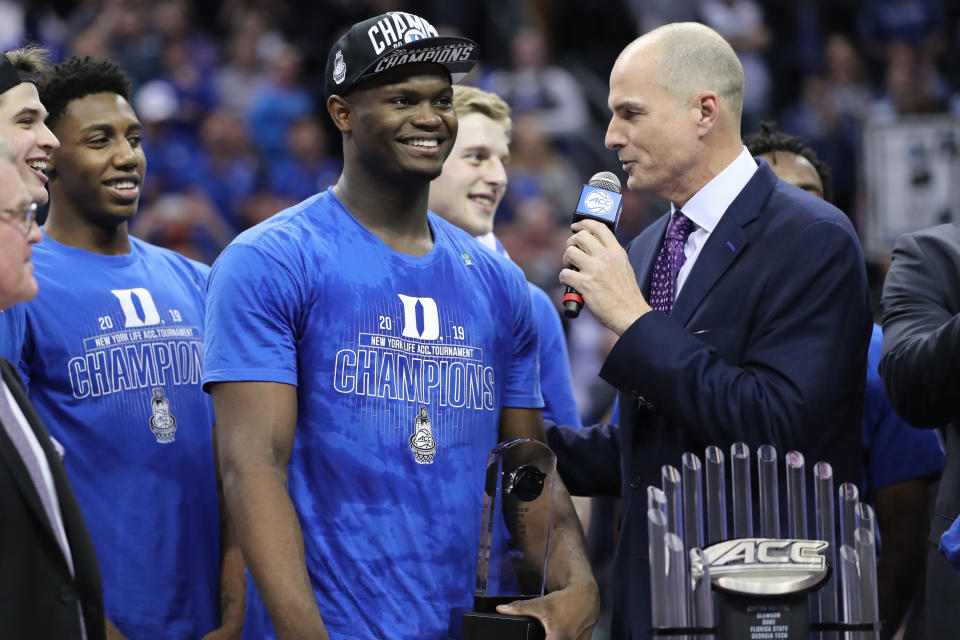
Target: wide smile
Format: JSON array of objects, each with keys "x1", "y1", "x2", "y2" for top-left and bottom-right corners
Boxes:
[
  {"x1": 468, "y1": 193, "x2": 497, "y2": 215},
  {"x1": 26, "y1": 158, "x2": 49, "y2": 184},
  {"x1": 102, "y1": 176, "x2": 142, "y2": 203},
  {"x1": 398, "y1": 136, "x2": 445, "y2": 157}
]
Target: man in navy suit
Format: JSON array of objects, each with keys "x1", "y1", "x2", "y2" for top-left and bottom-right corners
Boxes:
[{"x1": 549, "y1": 22, "x2": 872, "y2": 639}]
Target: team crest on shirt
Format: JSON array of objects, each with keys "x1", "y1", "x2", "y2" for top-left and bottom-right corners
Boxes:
[
  {"x1": 149, "y1": 388, "x2": 177, "y2": 443},
  {"x1": 409, "y1": 405, "x2": 437, "y2": 464}
]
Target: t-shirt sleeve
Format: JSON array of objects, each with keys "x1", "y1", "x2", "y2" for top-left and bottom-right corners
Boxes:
[
  {"x1": 203, "y1": 243, "x2": 303, "y2": 390},
  {"x1": 865, "y1": 325, "x2": 945, "y2": 494},
  {"x1": 189, "y1": 260, "x2": 212, "y2": 299},
  {"x1": 528, "y1": 282, "x2": 581, "y2": 427},
  {"x1": 501, "y1": 268, "x2": 543, "y2": 410},
  {"x1": 867, "y1": 382, "x2": 945, "y2": 492}
]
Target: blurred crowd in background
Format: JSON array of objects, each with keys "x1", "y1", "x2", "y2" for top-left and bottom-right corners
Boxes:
[{"x1": 5, "y1": 0, "x2": 960, "y2": 423}]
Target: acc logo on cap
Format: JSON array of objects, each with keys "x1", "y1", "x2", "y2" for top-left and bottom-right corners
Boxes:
[
  {"x1": 333, "y1": 50, "x2": 346, "y2": 84},
  {"x1": 693, "y1": 538, "x2": 830, "y2": 596}
]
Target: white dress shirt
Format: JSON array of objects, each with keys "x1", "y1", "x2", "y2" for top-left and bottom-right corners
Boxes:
[{"x1": 673, "y1": 146, "x2": 759, "y2": 297}]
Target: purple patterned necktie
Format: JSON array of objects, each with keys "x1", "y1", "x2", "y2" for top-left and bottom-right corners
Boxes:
[{"x1": 648, "y1": 211, "x2": 695, "y2": 315}]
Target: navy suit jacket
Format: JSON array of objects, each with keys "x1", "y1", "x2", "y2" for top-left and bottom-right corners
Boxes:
[
  {"x1": 0, "y1": 358, "x2": 105, "y2": 640},
  {"x1": 548, "y1": 161, "x2": 872, "y2": 639}
]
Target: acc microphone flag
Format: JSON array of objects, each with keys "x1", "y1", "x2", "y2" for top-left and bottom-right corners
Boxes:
[{"x1": 562, "y1": 171, "x2": 624, "y2": 318}]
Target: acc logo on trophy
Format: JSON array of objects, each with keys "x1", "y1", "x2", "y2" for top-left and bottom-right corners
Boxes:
[{"x1": 693, "y1": 538, "x2": 830, "y2": 596}]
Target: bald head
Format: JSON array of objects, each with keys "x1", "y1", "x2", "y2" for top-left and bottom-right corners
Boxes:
[
  {"x1": 621, "y1": 23, "x2": 744, "y2": 127},
  {"x1": 605, "y1": 23, "x2": 747, "y2": 203}
]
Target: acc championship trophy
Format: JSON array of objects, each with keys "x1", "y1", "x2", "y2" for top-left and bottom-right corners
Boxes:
[
  {"x1": 648, "y1": 443, "x2": 881, "y2": 639},
  {"x1": 458, "y1": 438, "x2": 558, "y2": 640}
]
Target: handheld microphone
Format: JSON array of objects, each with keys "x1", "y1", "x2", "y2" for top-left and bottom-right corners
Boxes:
[{"x1": 562, "y1": 171, "x2": 624, "y2": 318}]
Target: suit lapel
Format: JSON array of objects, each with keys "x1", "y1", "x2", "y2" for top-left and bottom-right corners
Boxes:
[
  {"x1": 670, "y1": 222, "x2": 749, "y2": 327},
  {"x1": 0, "y1": 360, "x2": 61, "y2": 545},
  {"x1": 631, "y1": 213, "x2": 670, "y2": 295},
  {"x1": 670, "y1": 162, "x2": 778, "y2": 327},
  {"x1": 620, "y1": 214, "x2": 669, "y2": 452},
  {"x1": 4, "y1": 360, "x2": 99, "y2": 586}
]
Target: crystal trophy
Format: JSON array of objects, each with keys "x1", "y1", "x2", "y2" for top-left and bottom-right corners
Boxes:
[
  {"x1": 459, "y1": 437, "x2": 556, "y2": 640},
  {"x1": 648, "y1": 443, "x2": 881, "y2": 639}
]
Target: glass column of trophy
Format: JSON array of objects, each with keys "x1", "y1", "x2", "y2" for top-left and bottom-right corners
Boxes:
[
  {"x1": 458, "y1": 438, "x2": 557, "y2": 640},
  {"x1": 648, "y1": 443, "x2": 881, "y2": 639}
]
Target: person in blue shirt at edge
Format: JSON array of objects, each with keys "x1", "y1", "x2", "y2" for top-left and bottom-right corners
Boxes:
[
  {"x1": 0, "y1": 46, "x2": 60, "y2": 364},
  {"x1": 427, "y1": 84, "x2": 583, "y2": 431},
  {"x1": 23, "y1": 56, "x2": 245, "y2": 639},
  {"x1": 742, "y1": 123, "x2": 945, "y2": 639},
  {"x1": 202, "y1": 11, "x2": 598, "y2": 640}
]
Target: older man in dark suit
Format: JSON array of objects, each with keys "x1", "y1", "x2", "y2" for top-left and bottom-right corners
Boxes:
[
  {"x1": 880, "y1": 223, "x2": 960, "y2": 639},
  {"x1": 0, "y1": 137, "x2": 104, "y2": 639},
  {"x1": 548, "y1": 22, "x2": 872, "y2": 638}
]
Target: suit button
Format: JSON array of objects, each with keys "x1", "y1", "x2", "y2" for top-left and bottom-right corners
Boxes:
[
  {"x1": 629, "y1": 476, "x2": 643, "y2": 490},
  {"x1": 58, "y1": 586, "x2": 75, "y2": 604},
  {"x1": 629, "y1": 391, "x2": 654, "y2": 410}
]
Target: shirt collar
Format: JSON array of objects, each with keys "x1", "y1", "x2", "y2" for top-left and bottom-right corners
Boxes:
[{"x1": 670, "y1": 146, "x2": 758, "y2": 233}]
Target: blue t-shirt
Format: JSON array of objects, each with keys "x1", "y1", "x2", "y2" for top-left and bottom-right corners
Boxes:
[
  {"x1": 0, "y1": 304, "x2": 25, "y2": 364},
  {"x1": 204, "y1": 189, "x2": 543, "y2": 640},
  {"x1": 862, "y1": 324, "x2": 944, "y2": 497},
  {"x1": 21, "y1": 234, "x2": 221, "y2": 639},
  {"x1": 940, "y1": 514, "x2": 960, "y2": 572},
  {"x1": 527, "y1": 283, "x2": 581, "y2": 428},
  {"x1": 477, "y1": 232, "x2": 581, "y2": 428}
]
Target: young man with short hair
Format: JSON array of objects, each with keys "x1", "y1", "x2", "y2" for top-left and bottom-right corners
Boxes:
[
  {"x1": 24, "y1": 56, "x2": 243, "y2": 639},
  {"x1": 204, "y1": 12, "x2": 598, "y2": 640},
  {"x1": 428, "y1": 85, "x2": 582, "y2": 428},
  {"x1": 0, "y1": 46, "x2": 60, "y2": 363}
]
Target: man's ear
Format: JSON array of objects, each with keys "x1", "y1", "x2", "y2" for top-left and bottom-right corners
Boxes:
[
  {"x1": 327, "y1": 94, "x2": 353, "y2": 133},
  {"x1": 694, "y1": 90, "x2": 720, "y2": 133}
]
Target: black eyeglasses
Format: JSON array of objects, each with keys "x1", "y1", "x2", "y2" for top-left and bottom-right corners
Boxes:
[{"x1": 0, "y1": 201, "x2": 37, "y2": 235}]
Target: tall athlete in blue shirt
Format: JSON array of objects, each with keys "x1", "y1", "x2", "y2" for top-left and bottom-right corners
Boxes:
[
  {"x1": 26, "y1": 57, "x2": 244, "y2": 639},
  {"x1": 204, "y1": 12, "x2": 597, "y2": 640}
]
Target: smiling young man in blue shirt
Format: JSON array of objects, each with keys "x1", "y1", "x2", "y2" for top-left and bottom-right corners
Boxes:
[{"x1": 204, "y1": 12, "x2": 597, "y2": 640}]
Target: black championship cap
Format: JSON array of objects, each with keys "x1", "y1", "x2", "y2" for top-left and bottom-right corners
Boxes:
[
  {"x1": 325, "y1": 12, "x2": 479, "y2": 96},
  {"x1": 0, "y1": 52, "x2": 29, "y2": 94}
]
